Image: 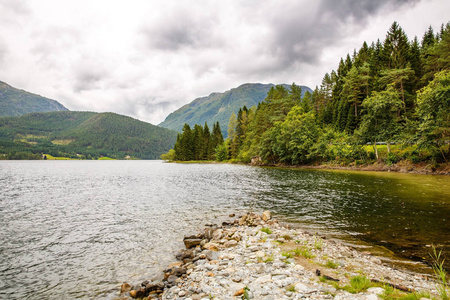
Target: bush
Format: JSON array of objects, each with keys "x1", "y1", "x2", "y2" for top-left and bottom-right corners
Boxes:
[{"x1": 386, "y1": 152, "x2": 399, "y2": 165}]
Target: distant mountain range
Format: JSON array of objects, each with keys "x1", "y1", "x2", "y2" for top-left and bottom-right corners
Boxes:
[
  {"x1": 159, "y1": 83, "x2": 312, "y2": 136},
  {"x1": 0, "y1": 111, "x2": 178, "y2": 159},
  {"x1": 0, "y1": 81, "x2": 68, "y2": 117},
  {"x1": 0, "y1": 81, "x2": 177, "y2": 159}
]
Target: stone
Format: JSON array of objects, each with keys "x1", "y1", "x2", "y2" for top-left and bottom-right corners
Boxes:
[
  {"x1": 168, "y1": 261, "x2": 182, "y2": 268},
  {"x1": 120, "y1": 282, "x2": 131, "y2": 293},
  {"x1": 367, "y1": 287, "x2": 385, "y2": 295},
  {"x1": 184, "y1": 239, "x2": 202, "y2": 249},
  {"x1": 234, "y1": 288, "x2": 245, "y2": 296},
  {"x1": 255, "y1": 274, "x2": 272, "y2": 284},
  {"x1": 204, "y1": 250, "x2": 219, "y2": 261},
  {"x1": 262, "y1": 211, "x2": 271, "y2": 222},
  {"x1": 145, "y1": 282, "x2": 164, "y2": 292},
  {"x1": 365, "y1": 295, "x2": 378, "y2": 300},
  {"x1": 295, "y1": 282, "x2": 308, "y2": 292},
  {"x1": 212, "y1": 229, "x2": 223, "y2": 240},
  {"x1": 255, "y1": 250, "x2": 265, "y2": 258},
  {"x1": 239, "y1": 214, "x2": 248, "y2": 226},
  {"x1": 129, "y1": 290, "x2": 137, "y2": 298},
  {"x1": 203, "y1": 242, "x2": 220, "y2": 251},
  {"x1": 223, "y1": 240, "x2": 238, "y2": 248},
  {"x1": 167, "y1": 275, "x2": 178, "y2": 283}
]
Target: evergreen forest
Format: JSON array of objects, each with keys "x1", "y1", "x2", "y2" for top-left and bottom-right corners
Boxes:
[
  {"x1": 164, "y1": 22, "x2": 450, "y2": 169},
  {"x1": 0, "y1": 111, "x2": 178, "y2": 160}
]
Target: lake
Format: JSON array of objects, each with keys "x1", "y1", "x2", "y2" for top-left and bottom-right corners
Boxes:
[{"x1": 0, "y1": 161, "x2": 449, "y2": 299}]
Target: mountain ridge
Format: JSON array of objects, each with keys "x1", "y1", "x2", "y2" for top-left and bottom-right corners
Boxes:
[
  {"x1": 0, "y1": 111, "x2": 178, "y2": 159},
  {"x1": 0, "y1": 80, "x2": 69, "y2": 117},
  {"x1": 159, "y1": 83, "x2": 312, "y2": 136}
]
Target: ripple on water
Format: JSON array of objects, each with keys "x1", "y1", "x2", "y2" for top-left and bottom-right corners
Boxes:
[{"x1": 0, "y1": 161, "x2": 449, "y2": 299}]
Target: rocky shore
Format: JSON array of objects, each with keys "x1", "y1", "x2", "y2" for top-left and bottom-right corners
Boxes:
[{"x1": 118, "y1": 212, "x2": 441, "y2": 300}]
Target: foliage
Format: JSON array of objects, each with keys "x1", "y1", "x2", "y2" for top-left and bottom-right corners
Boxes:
[
  {"x1": 430, "y1": 246, "x2": 449, "y2": 300},
  {"x1": 159, "y1": 83, "x2": 312, "y2": 137},
  {"x1": 0, "y1": 111, "x2": 178, "y2": 160},
  {"x1": 172, "y1": 122, "x2": 224, "y2": 161},
  {"x1": 217, "y1": 21, "x2": 450, "y2": 166}
]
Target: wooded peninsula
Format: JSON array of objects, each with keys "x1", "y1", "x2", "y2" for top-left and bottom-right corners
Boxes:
[{"x1": 163, "y1": 22, "x2": 450, "y2": 173}]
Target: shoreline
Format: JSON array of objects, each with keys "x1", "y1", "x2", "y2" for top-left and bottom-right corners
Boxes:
[
  {"x1": 164, "y1": 160, "x2": 450, "y2": 176},
  {"x1": 118, "y1": 212, "x2": 442, "y2": 300}
]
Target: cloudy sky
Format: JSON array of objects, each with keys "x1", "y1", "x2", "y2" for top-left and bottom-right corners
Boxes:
[{"x1": 0, "y1": 0, "x2": 448, "y2": 125}]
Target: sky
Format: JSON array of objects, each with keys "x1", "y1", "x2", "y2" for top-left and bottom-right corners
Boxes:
[{"x1": 0, "y1": 0, "x2": 449, "y2": 125}]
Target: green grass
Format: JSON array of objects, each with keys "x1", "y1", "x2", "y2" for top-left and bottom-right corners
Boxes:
[
  {"x1": 330, "y1": 275, "x2": 373, "y2": 294},
  {"x1": 98, "y1": 156, "x2": 115, "y2": 160},
  {"x1": 282, "y1": 234, "x2": 292, "y2": 240},
  {"x1": 260, "y1": 227, "x2": 272, "y2": 234},
  {"x1": 292, "y1": 246, "x2": 315, "y2": 259},
  {"x1": 430, "y1": 246, "x2": 449, "y2": 300},
  {"x1": 325, "y1": 260, "x2": 339, "y2": 269},
  {"x1": 380, "y1": 286, "x2": 431, "y2": 300},
  {"x1": 282, "y1": 251, "x2": 294, "y2": 259},
  {"x1": 314, "y1": 235, "x2": 324, "y2": 250},
  {"x1": 44, "y1": 154, "x2": 74, "y2": 160}
]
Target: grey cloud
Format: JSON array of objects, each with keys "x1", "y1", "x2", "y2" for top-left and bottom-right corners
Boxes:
[
  {"x1": 0, "y1": 38, "x2": 7, "y2": 67},
  {"x1": 138, "y1": 9, "x2": 220, "y2": 51},
  {"x1": 73, "y1": 66, "x2": 109, "y2": 92},
  {"x1": 266, "y1": 0, "x2": 420, "y2": 70}
]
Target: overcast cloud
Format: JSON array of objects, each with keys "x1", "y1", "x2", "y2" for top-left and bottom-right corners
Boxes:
[{"x1": 0, "y1": 0, "x2": 448, "y2": 125}]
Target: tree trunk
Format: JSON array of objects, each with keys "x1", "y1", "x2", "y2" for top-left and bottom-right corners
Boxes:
[
  {"x1": 374, "y1": 140, "x2": 379, "y2": 160},
  {"x1": 387, "y1": 142, "x2": 391, "y2": 154}
]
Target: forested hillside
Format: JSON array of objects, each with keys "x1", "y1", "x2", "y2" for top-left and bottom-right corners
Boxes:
[
  {"x1": 0, "y1": 111, "x2": 178, "y2": 159},
  {"x1": 159, "y1": 83, "x2": 311, "y2": 137},
  {"x1": 166, "y1": 22, "x2": 450, "y2": 170},
  {"x1": 0, "y1": 81, "x2": 68, "y2": 117}
]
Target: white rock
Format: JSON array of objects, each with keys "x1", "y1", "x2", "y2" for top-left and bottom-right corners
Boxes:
[
  {"x1": 255, "y1": 274, "x2": 272, "y2": 283},
  {"x1": 365, "y1": 294, "x2": 378, "y2": 300},
  {"x1": 295, "y1": 282, "x2": 308, "y2": 292},
  {"x1": 255, "y1": 250, "x2": 265, "y2": 258},
  {"x1": 367, "y1": 287, "x2": 385, "y2": 295}
]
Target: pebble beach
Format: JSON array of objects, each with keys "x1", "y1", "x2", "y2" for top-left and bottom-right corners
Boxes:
[{"x1": 118, "y1": 211, "x2": 441, "y2": 300}]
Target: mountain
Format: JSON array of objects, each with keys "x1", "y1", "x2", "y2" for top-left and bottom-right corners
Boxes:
[
  {"x1": 0, "y1": 80, "x2": 68, "y2": 117},
  {"x1": 0, "y1": 111, "x2": 178, "y2": 159},
  {"x1": 159, "y1": 83, "x2": 312, "y2": 136}
]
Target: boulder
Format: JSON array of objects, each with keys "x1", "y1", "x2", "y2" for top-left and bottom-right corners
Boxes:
[
  {"x1": 262, "y1": 211, "x2": 271, "y2": 222},
  {"x1": 223, "y1": 240, "x2": 238, "y2": 248},
  {"x1": 184, "y1": 239, "x2": 202, "y2": 249},
  {"x1": 145, "y1": 282, "x2": 164, "y2": 292},
  {"x1": 212, "y1": 229, "x2": 223, "y2": 240},
  {"x1": 204, "y1": 250, "x2": 219, "y2": 261},
  {"x1": 238, "y1": 214, "x2": 248, "y2": 226},
  {"x1": 203, "y1": 242, "x2": 220, "y2": 251},
  {"x1": 120, "y1": 282, "x2": 131, "y2": 293}
]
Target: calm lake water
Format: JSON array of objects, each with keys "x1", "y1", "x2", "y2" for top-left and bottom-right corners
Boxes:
[{"x1": 0, "y1": 161, "x2": 449, "y2": 299}]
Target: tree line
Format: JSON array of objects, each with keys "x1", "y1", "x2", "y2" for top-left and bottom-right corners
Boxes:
[{"x1": 163, "y1": 21, "x2": 449, "y2": 166}]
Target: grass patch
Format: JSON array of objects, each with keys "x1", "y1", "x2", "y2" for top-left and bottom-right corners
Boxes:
[
  {"x1": 314, "y1": 235, "x2": 324, "y2": 250},
  {"x1": 282, "y1": 234, "x2": 292, "y2": 240},
  {"x1": 329, "y1": 275, "x2": 373, "y2": 294},
  {"x1": 282, "y1": 251, "x2": 294, "y2": 259},
  {"x1": 286, "y1": 285, "x2": 296, "y2": 292},
  {"x1": 325, "y1": 260, "x2": 339, "y2": 269},
  {"x1": 430, "y1": 245, "x2": 449, "y2": 300},
  {"x1": 380, "y1": 286, "x2": 431, "y2": 300},
  {"x1": 261, "y1": 227, "x2": 272, "y2": 234},
  {"x1": 293, "y1": 246, "x2": 315, "y2": 259}
]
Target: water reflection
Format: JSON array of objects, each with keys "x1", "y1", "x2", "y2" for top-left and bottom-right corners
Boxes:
[
  {"x1": 249, "y1": 167, "x2": 450, "y2": 269},
  {"x1": 0, "y1": 161, "x2": 448, "y2": 299}
]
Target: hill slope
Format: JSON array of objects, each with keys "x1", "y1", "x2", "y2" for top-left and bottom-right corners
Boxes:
[
  {"x1": 159, "y1": 83, "x2": 312, "y2": 136},
  {"x1": 0, "y1": 111, "x2": 178, "y2": 159},
  {"x1": 0, "y1": 81, "x2": 69, "y2": 117}
]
